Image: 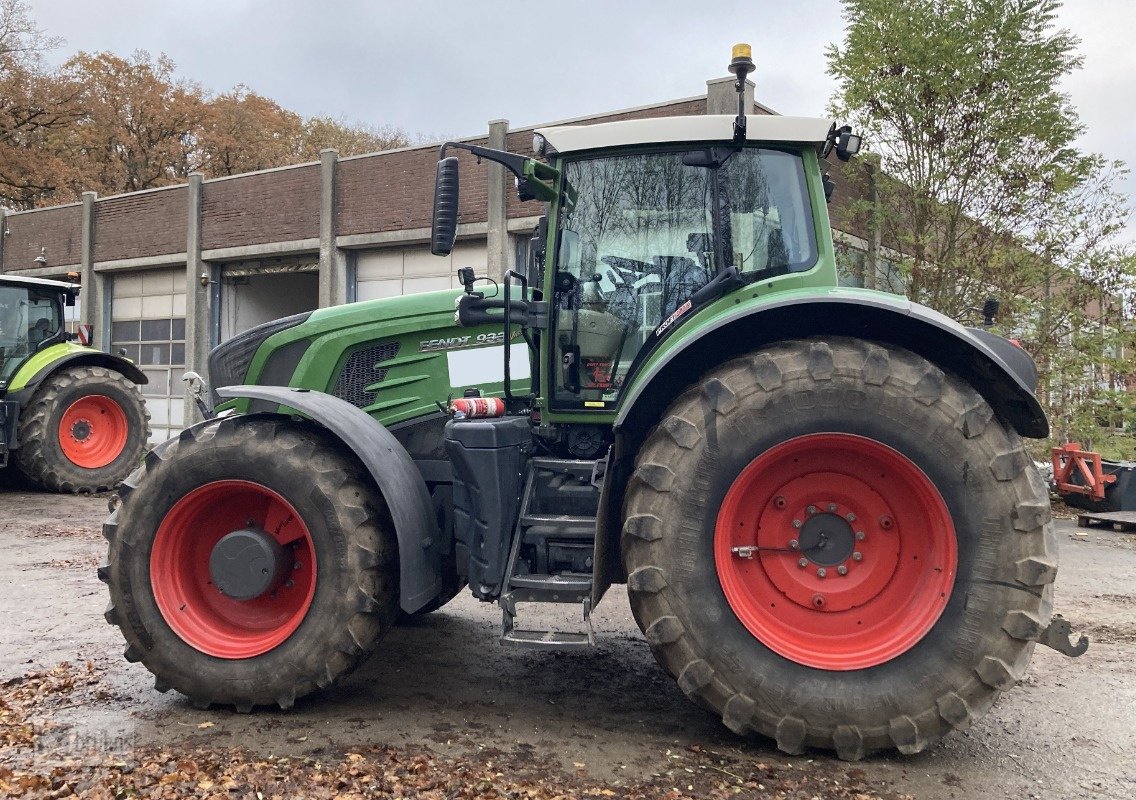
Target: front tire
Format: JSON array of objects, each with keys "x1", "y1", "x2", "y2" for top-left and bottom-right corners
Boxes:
[
  {"x1": 16, "y1": 365, "x2": 150, "y2": 493},
  {"x1": 622, "y1": 338, "x2": 1055, "y2": 759},
  {"x1": 101, "y1": 416, "x2": 398, "y2": 711}
]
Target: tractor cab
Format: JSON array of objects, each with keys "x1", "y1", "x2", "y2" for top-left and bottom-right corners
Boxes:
[
  {"x1": 429, "y1": 44, "x2": 860, "y2": 434},
  {"x1": 0, "y1": 276, "x2": 76, "y2": 392}
]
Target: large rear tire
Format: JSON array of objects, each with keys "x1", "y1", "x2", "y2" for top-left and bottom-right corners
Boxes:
[
  {"x1": 622, "y1": 338, "x2": 1055, "y2": 759},
  {"x1": 100, "y1": 416, "x2": 398, "y2": 711},
  {"x1": 16, "y1": 365, "x2": 150, "y2": 493}
]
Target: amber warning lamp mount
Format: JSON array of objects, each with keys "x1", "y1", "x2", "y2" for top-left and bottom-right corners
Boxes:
[{"x1": 729, "y1": 43, "x2": 755, "y2": 143}]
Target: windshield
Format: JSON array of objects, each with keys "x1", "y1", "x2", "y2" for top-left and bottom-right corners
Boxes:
[
  {"x1": 0, "y1": 285, "x2": 63, "y2": 385},
  {"x1": 552, "y1": 147, "x2": 816, "y2": 408}
]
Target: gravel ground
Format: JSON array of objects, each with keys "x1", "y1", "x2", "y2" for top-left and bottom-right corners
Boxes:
[{"x1": 1, "y1": 480, "x2": 1134, "y2": 799}]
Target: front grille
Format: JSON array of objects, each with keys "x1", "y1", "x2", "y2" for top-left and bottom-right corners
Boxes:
[{"x1": 333, "y1": 341, "x2": 400, "y2": 408}]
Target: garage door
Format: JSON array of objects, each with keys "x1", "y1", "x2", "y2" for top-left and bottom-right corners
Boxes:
[
  {"x1": 110, "y1": 269, "x2": 187, "y2": 444},
  {"x1": 355, "y1": 242, "x2": 486, "y2": 301}
]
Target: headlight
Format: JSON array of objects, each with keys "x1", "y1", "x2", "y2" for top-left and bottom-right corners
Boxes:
[{"x1": 206, "y1": 311, "x2": 312, "y2": 406}]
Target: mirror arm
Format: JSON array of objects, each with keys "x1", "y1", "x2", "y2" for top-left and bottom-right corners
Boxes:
[
  {"x1": 439, "y1": 142, "x2": 559, "y2": 201},
  {"x1": 440, "y1": 141, "x2": 528, "y2": 180}
]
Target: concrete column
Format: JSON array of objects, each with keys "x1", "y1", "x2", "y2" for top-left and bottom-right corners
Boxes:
[
  {"x1": 0, "y1": 207, "x2": 7, "y2": 273},
  {"x1": 486, "y1": 119, "x2": 510, "y2": 281},
  {"x1": 706, "y1": 76, "x2": 755, "y2": 116},
  {"x1": 183, "y1": 173, "x2": 209, "y2": 423},
  {"x1": 78, "y1": 192, "x2": 106, "y2": 345},
  {"x1": 318, "y1": 149, "x2": 346, "y2": 308}
]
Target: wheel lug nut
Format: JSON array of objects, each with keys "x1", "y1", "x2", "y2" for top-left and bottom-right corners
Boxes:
[
  {"x1": 816, "y1": 568, "x2": 827, "y2": 578},
  {"x1": 852, "y1": 551, "x2": 863, "y2": 561},
  {"x1": 846, "y1": 512, "x2": 856, "y2": 522},
  {"x1": 837, "y1": 565, "x2": 848, "y2": 576},
  {"x1": 827, "y1": 503, "x2": 837, "y2": 512},
  {"x1": 789, "y1": 539, "x2": 799, "y2": 550},
  {"x1": 792, "y1": 519, "x2": 802, "y2": 529},
  {"x1": 807, "y1": 505, "x2": 817, "y2": 515},
  {"x1": 855, "y1": 531, "x2": 866, "y2": 541},
  {"x1": 798, "y1": 558, "x2": 808, "y2": 568}
]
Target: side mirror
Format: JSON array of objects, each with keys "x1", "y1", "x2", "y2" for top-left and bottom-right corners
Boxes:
[
  {"x1": 430, "y1": 156, "x2": 460, "y2": 256},
  {"x1": 835, "y1": 128, "x2": 862, "y2": 162},
  {"x1": 982, "y1": 297, "x2": 1001, "y2": 327}
]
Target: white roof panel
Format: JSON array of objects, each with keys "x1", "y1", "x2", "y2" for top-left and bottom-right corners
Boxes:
[
  {"x1": 0, "y1": 274, "x2": 78, "y2": 290},
  {"x1": 536, "y1": 115, "x2": 834, "y2": 155}
]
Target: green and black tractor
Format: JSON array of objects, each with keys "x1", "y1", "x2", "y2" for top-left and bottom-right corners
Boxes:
[
  {"x1": 0, "y1": 275, "x2": 150, "y2": 493},
  {"x1": 101, "y1": 47, "x2": 1082, "y2": 759}
]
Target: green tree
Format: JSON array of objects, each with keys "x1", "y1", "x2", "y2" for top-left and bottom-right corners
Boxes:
[{"x1": 827, "y1": 0, "x2": 1135, "y2": 446}]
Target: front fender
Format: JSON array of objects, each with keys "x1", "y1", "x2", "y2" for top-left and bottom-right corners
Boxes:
[
  {"x1": 615, "y1": 291, "x2": 1048, "y2": 440},
  {"x1": 215, "y1": 385, "x2": 442, "y2": 613}
]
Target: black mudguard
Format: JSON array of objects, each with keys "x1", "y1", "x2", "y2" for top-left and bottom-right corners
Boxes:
[{"x1": 215, "y1": 385, "x2": 442, "y2": 613}]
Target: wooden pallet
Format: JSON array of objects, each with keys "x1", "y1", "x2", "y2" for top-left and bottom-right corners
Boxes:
[{"x1": 1075, "y1": 510, "x2": 1136, "y2": 532}]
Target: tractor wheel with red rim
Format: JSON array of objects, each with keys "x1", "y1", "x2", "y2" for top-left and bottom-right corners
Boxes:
[
  {"x1": 622, "y1": 338, "x2": 1055, "y2": 760},
  {"x1": 16, "y1": 365, "x2": 150, "y2": 493},
  {"x1": 100, "y1": 416, "x2": 398, "y2": 712}
]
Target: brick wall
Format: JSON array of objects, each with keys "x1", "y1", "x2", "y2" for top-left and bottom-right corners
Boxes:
[
  {"x1": 2, "y1": 204, "x2": 82, "y2": 271},
  {"x1": 201, "y1": 164, "x2": 320, "y2": 250},
  {"x1": 336, "y1": 138, "x2": 492, "y2": 236},
  {"x1": 95, "y1": 187, "x2": 188, "y2": 262}
]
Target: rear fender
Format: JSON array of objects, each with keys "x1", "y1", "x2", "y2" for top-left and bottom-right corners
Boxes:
[
  {"x1": 615, "y1": 294, "x2": 1047, "y2": 443},
  {"x1": 7, "y1": 343, "x2": 147, "y2": 399},
  {"x1": 215, "y1": 385, "x2": 442, "y2": 613}
]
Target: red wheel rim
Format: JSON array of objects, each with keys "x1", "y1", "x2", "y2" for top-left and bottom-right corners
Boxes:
[
  {"x1": 715, "y1": 433, "x2": 957, "y2": 670},
  {"x1": 149, "y1": 480, "x2": 317, "y2": 659},
  {"x1": 58, "y1": 395, "x2": 129, "y2": 469}
]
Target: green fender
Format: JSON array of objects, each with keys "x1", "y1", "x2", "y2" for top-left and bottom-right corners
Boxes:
[
  {"x1": 614, "y1": 288, "x2": 1048, "y2": 443},
  {"x1": 6, "y1": 342, "x2": 147, "y2": 402}
]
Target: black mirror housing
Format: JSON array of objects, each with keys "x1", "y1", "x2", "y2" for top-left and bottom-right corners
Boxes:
[{"x1": 430, "y1": 156, "x2": 460, "y2": 256}]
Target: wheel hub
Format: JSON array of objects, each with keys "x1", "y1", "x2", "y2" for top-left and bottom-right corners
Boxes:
[
  {"x1": 209, "y1": 527, "x2": 290, "y2": 600},
  {"x1": 799, "y1": 512, "x2": 854, "y2": 566},
  {"x1": 70, "y1": 419, "x2": 91, "y2": 441}
]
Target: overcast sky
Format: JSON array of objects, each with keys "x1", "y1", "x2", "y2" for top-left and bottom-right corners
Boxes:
[{"x1": 28, "y1": 0, "x2": 1136, "y2": 229}]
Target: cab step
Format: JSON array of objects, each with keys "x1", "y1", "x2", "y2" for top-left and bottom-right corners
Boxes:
[
  {"x1": 498, "y1": 457, "x2": 604, "y2": 650},
  {"x1": 501, "y1": 628, "x2": 592, "y2": 650}
]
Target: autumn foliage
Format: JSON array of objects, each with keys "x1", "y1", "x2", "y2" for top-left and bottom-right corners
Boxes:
[{"x1": 0, "y1": 0, "x2": 410, "y2": 209}]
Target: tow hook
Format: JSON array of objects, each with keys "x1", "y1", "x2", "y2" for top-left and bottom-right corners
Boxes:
[{"x1": 1037, "y1": 615, "x2": 1089, "y2": 657}]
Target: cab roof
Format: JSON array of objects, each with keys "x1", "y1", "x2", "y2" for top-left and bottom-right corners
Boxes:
[
  {"x1": 535, "y1": 114, "x2": 835, "y2": 156},
  {"x1": 0, "y1": 275, "x2": 78, "y2": 291}
]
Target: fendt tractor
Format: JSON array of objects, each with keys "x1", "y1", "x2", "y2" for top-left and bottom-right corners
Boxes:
[
  {"x1": 0, "y1": 275, "x2": 149, "y2": 493},
  {"x1": 101, "y1": 47, "x2": 1084, "y2": 760}
]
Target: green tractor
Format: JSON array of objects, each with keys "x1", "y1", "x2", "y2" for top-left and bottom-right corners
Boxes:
[
  {"x1": 0, "y1": 275, "x2": 150, "y2": 493},
  {"x1": 101, "y1": 48, "x2": 1080, "y2": 759}
]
